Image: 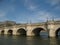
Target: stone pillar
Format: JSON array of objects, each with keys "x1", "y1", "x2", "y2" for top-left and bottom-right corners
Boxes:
[
  {"x1": 26, "y1": 25, "x2": 35, "y2": 36},
  {"x1": 49, "y1": 23, "x2": 56, "y2": 37},
  {"x1": 0, "y1": 30, "x2": 1, "y2": 34},
  {"x1": 13, "y1": 28, "x2": 17, "y2": 35},
  {"x1": 4, "y1": 28, "x2": 8, "y2": 35},
  {"x1": 27, "y1": 30, "x2": 35, "y2": 36},
  {"x1": 49, "y1": 29, "x2": 56, "y2": 37}
]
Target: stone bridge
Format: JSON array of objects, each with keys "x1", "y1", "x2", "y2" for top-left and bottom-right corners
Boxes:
[{"x1": 0, "y1": 20, "x2": 60, "y2": 37}]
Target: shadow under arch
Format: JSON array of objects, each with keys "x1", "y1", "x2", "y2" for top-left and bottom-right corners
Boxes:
[
  {"x1": 17, "y1": 28, "x2": 26, "y2": 36},
  {"x1": 8, "y1": 29, "x2": 13, "y2": 35},
  {"x1": 55, "y1": 28, "x2": 60, "y2": 37},
  {"x1": 32, "y1": 28, "x2": 45, "y2": 36},
  {"x1": 1, "y1": 30, "x2": 4, "y2": 35}
]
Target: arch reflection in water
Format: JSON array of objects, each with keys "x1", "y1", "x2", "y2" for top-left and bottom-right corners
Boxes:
[
  {"x1": 17, "y1": 28, "x2": 26, "y2": 36},
  {"x1": 32, "y1": 28, "x2": 45, "y2": 36},
  {"x1": 50, "y1": 38, "x2": 58, "y2": 45}
]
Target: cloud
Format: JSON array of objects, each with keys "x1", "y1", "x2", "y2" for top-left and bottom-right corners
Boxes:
[
  {"x1": 0, "y1": 10, "x2": 9, "y2": 21},
  {"x1": 0, "y1": 11, "x2": 6, "y2": 17},
  {"x1": 27, "y1": 4, "x2": 38, "y2": 11},
  {"x1": 11, "y1": 0, "x2": 16, "y2": 2},
  {"x1": 8, "y1": 6, "x2": 15, "y2": 12},
  {"x1": 24, "y1": 0, "x2": 38, "y2": 11},
  {"x1": 54, "y1": 6, "x2": 60, "y2": 10},
  {"x1": 46, "y1": 0, "x2": 60, "y2": 6},
  {"x1": 17, "y1": 0, "x2": 60, "y2": 23},
  {"x1": 31, "y1": 11, "x2": 55, "y2": 22},
  {"x1": 30, "y1": 11, "x2": 54, "y2": 22},
  {"x1": 55, "y1": 18, "x2": 60, "y2": 21},
  {"x1": 0, "y1": 0, "x2": 16, "y2": 21},
  {"x1": 45, "y1": 0, "x2": 60, "y2": 12}
]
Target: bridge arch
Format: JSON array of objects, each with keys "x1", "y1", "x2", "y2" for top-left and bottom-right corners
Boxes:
[
  {"x1": 32, "y1": 27, "x2": 45, "y2": 36},
  {"x1": 1, "y1": 30, "x2": 4, "y2": 35},
  {"x1": 55, "y1": 28, "x2": 60, "y2": 37},
  {"x1": 16, "y1": 28, "x2": 26, "y2": 35},
  {"x1": 8, "y1": 29, "x2": 13, "y2": 35}
]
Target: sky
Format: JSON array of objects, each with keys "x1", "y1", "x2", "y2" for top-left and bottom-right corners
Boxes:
[{"x1": 0, "y1": 0, "x2": 60, "y2": 23}]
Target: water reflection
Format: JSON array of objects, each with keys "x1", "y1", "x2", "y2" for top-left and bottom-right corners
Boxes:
[
  {"x1": 26, "y1": 36, "x2": 41, "y2": 45},
  {"x1": 0, "y1": 35, "x2": 60, "y2": 45},
  {"x1": 50, "y1": 38, "x2": 58, "y2": 45},
  {"x1": 26, "y1": 36, "x2": 49, "y2": 45}
]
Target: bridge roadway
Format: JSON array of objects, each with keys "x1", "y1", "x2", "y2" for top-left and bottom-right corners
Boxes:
[{"x1": 0, "y1": 20, "x2": 60, "y2": 37}]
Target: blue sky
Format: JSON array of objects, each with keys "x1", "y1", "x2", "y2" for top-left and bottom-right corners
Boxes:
[{"x1": 0, "y1": 0, "x2": 60, "y2": 23}]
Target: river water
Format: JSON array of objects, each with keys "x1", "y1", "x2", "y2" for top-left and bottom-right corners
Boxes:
[{"x1": 0, "y1": 34, "x2": 60, "y2": 45}]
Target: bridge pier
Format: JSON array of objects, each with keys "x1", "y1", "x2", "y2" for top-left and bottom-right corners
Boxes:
[
  {"x1": 0, "y1": 30, "x2": 1, "y2": 34},
  {"x1": 26, "y1": 26, "x2": 36, "y2": 36},
  {"x1": 27, "y1": 30, "x2": 35, "y2": 36},
  {"x1": 13, "y1": 30, "x2": 17, "y2": 35},
  {"x1": 12, "y1": 28, "x2": 17, "y2": 35},
  {"x1": 4, "y1": 29, "x2": 8, "y2": 35},
  {"x1": 49, "y1": 29, "x2": 56, "y2": 37}
]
